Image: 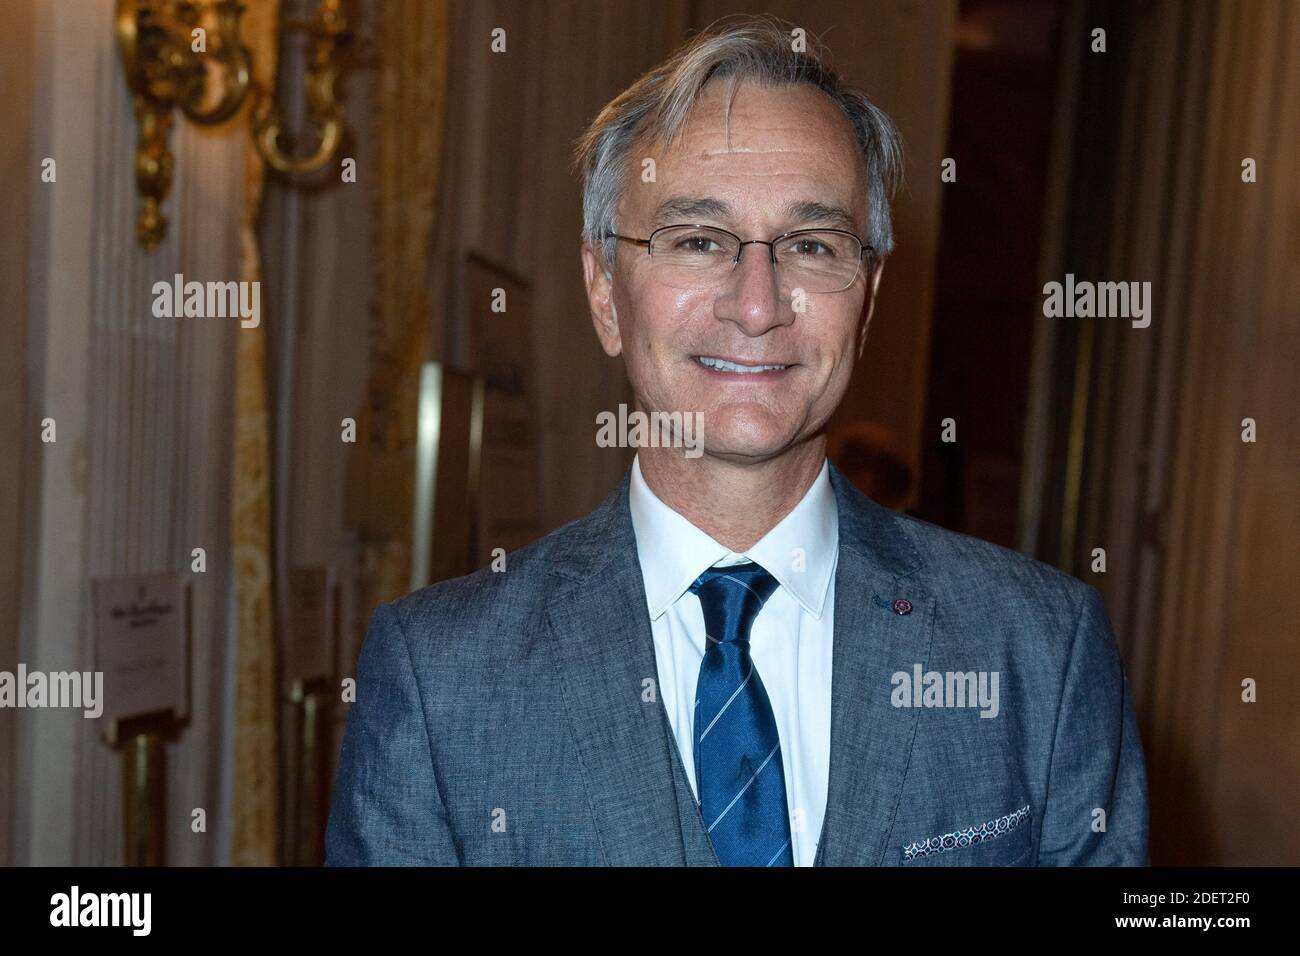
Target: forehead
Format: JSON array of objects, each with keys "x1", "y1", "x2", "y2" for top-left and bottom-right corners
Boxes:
[{"x1": 625, "y1": 80, "x2": 868, "y2": 229}]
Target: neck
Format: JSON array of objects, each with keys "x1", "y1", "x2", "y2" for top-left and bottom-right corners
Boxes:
[{"x1": 638, "y1": 438, "x2": 827, "y2": 552}]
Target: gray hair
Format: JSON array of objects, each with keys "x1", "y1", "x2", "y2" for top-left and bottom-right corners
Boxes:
[{"x1": 571, "y1": 14, "x2": 905, "y2": 268}]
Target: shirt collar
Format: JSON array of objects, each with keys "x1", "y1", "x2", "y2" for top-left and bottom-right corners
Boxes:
[{"x1": 627, "y1": 453, "x2": 839, "y2": 621}]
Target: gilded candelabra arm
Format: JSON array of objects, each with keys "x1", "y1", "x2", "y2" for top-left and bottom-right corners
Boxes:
[
  {"x1": 252, "y1": 0, "x2": 349, "y2": 176},
  {"x1": 116, "y1": 0, "x2": 206, "y2": 106},
  {"x1": 116, "y1": 0, "x2": 350, "y2": 249},
  {"x1": 178, "y1": 0, "x2": 252, "y2": 126},
  {"x1": 130, "y1": 98, "x2": 176, "y2": 251},
  {"x1": 116, "y1": 0, "x2": 252, "y2": 249}
]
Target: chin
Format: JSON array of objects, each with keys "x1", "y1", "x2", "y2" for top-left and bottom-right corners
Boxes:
[{"x1": 697, "y1": 419, "x2": 801, "y2": 462}]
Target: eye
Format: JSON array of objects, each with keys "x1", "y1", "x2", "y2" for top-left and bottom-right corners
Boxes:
[
  {"x1": 784, "y1": 236, "x2": 835, "y2": 257},
  {"x1": 673, "y1": 232, "x2": 725, "y2": 254}
]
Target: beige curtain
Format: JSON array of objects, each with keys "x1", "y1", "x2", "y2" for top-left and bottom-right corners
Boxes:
[
  {"x1": 232, "y1": 0, "x2": 282, "y2": 867},
  {"x1": 1021, "y1": 0, "x2": 1300, "y2": 864},
  {"x1": 345, "y1": 0, "x2": 451, "y2": 612},
  {"x1": 1148, "y1": 0, "x2": 1300, "y2": 865}
]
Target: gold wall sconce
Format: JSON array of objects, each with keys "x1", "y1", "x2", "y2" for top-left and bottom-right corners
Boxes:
[{"x1": 115, "y1": 0, "x2": 350, "y2": 251}]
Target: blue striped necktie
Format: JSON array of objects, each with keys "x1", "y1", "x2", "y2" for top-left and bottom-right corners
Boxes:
[{"x1": 689, "y1": 561, "x2": 794, "y2": 867}]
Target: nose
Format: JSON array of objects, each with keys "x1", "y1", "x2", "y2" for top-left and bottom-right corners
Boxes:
[{"x1": 714, "y1": 240, "x2": 791, "y2": 335}]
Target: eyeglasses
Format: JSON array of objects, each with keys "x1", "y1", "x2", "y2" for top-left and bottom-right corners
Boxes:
[{"x1": 605, "y1": 223, "x2": 873, "y2": 295}]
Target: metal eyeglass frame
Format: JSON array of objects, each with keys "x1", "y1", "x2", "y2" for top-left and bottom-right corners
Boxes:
[{"x1": 604, "y1": 223, "x2": 875, "y2": 294}]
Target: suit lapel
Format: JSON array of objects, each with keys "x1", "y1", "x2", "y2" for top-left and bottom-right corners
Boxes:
[
  {"x1": 815, "y1": 465, "x2": 936, "y2": 866},
  {"x1": 547, "y1": 462, "x2": 937, "y2": 867},
  {"x1": 546, "y1": 474, "x2": 696, "y2": 865}
]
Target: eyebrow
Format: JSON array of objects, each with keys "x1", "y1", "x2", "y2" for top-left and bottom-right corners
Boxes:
[
  {"x1": 649, "y1": 196, "x2": 732, "y2": 228},
  {"x1": 782, "y1": 199, "x2": 859, "y2": 233},
  {"x1": 648, "y1": 195, "x2": 860, "y2": 234}
]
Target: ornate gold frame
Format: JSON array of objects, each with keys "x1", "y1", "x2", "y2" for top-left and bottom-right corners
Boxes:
[{"x1": 114, "y1": 0, "x2": 349, "y2": 250}]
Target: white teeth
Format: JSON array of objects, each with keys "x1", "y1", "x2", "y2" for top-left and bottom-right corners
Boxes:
[{"x1": 697, "y1": 356, "x2": 788, "y2": 373}]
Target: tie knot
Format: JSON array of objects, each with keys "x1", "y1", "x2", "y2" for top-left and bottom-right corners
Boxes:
[{"x1": 689, "y1": 561, "x2": 779, "y2": 646}]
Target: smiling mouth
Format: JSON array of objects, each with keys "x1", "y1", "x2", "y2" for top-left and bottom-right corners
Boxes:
[{"x1": 694, "y1": 355, "x2": 790, "y2": 373}]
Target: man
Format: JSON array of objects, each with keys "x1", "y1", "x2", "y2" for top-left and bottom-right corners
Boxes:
[{"x1": 326, "y1": 16, "x2": 1148, "y2": 866}]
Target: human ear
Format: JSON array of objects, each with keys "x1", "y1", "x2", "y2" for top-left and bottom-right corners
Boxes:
[
  {"x1": 856, "y1": 259, "x2": 885, "y2": 360},
  {"x1": 582, "y1": 243, "x2": 623, "y2": 357}
]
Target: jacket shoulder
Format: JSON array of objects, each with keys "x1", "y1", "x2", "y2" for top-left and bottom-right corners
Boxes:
[
  {"x1": 884, "y1": 509, "x2": 1096, "y2": 632},
  {"x1": 380, "y1": 503, "x2": 601, "y2": 643}
]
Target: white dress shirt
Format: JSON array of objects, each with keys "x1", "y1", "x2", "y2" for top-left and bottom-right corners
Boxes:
[{"x1": 627, "y1": 453, "x2": 838, "y2": 867}]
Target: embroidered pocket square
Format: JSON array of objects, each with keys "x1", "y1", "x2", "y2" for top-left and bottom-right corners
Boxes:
[{"x1": 902, "y1": 804, "x2": 1030, "y2": 861}]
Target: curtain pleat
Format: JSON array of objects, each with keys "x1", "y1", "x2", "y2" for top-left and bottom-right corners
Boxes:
[
  {"x1": 232, "y1": 0, "x2": 282, "y2": 867},
  {"x1": 345, "y1": 0, "x2": 450, "y2": 612}
]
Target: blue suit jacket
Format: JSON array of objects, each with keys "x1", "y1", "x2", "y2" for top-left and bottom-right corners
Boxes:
[{"x1": 326, "y1": 463, "x2": 1149, "y2": 865}]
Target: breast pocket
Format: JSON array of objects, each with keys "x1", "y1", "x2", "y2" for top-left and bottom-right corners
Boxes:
[{"x1": 899, "y1": 804, "x2": 1033, "y2": 866}]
